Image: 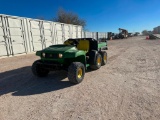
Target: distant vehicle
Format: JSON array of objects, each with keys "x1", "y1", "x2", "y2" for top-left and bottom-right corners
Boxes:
[
  {"x1": 128, "y1": 33, "x2": 134, "y2": 37},
  {"x1": 107, "y1": 32, "x2": 121, "y2": 40},
  {"x1": 133, "y1": 32, "x2": 140, "y2": 36},
  {"x1": 119, "y1": 28, "x2": 128, "y2": 39},
  {"x1": 114, "y1": 34, "x2": 120, "y2": 39}
]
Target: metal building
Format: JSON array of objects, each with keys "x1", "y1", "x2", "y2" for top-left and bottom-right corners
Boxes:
[{"x1": 0, "y1": 14, "x2": 108, "y2": 58}]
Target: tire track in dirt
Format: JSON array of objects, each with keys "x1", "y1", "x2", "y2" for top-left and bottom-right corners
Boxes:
[{"x1": 108, "y1": 48, "x2": 129, "y2": 62}]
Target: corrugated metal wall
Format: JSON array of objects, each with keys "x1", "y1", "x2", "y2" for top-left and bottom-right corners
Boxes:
[
  {"x1": 82, "y1": 31, "x2": 107, "y2": 40},
  {"x1": 0, "y1": 14, "x2": 108, "y2": 58}
]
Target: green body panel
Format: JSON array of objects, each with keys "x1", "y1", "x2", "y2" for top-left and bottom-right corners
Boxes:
[
  {"x1": 36, "y1": 44, "x2": 86, "y2": 65},
  {"x1": 98, "y1": 42, "x2": 107, "y2": 49},
  {"x1": 36, "y1": 51, "x2": 41, "y2": 56},
  {"x1": 35, "y1": 40, "x2": 107, "y2": 68},
  {"x1": 86, "y1": 64, "x2": 90, "y2": 68}
]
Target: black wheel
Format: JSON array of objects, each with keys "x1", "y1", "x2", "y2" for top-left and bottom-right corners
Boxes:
[
  {"x1": 68, "y1": 62, "x2": 85, "y2": 84},
  {"x1": 90, "y1": 53, "x2": 102, "y2": 70},
  {"x1": 32, "y1": 60, "x2": 49, "y2": 77},
  {"x1": 100, "y1": 51, "x2": 107, "y2": 65}
]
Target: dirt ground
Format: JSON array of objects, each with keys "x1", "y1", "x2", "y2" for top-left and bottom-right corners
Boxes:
[{"x1": 0, "y1": 36, "x2": 160, "y2": 120}]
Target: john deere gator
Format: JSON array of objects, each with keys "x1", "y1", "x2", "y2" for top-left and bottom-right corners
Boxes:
[{"x1": 32, "y1": 38, "x2": 108, "y2": 84}]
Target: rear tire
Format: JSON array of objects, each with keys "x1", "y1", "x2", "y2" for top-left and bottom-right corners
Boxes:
[
  {"x1": 68, "y1": 62, "x2": 85, "y2": 84},
  {"x1": 90, "y1": 53, "x2": 102, "y2": 70},
  {"x1": 32, "y1": 60, "x2": 49, "y2": 77},
  {"x1": 100, "y1": 51, "x2": 107, "y2": 65}
]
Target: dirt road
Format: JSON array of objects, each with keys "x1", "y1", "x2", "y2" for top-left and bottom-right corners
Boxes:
[{"x1": 0, "y1": 36, "x2": 160, "y2": 120}]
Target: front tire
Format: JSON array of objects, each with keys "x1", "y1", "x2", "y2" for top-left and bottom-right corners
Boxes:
[
  {"x1": 68, "y1": 62, "x2": 85, "y2": 84},
  {"x1": 32, "y1": 60, "x2": 49, "y2": 77}
]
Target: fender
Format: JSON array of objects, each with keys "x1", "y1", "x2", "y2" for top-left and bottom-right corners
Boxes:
[
  {"x1": 88, "y1": 50, "x2": 98, "y2": 65},
  {"x1": 36, "y1": 51, "x2": 42, "y2": 56},
  {"x1": 63, "y1": 50, "x2": 86, "y2": 68}
]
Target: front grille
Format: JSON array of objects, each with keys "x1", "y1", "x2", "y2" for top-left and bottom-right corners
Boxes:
[{"x1": 45, "y1": 53, "x2": 58, "y2": 59}]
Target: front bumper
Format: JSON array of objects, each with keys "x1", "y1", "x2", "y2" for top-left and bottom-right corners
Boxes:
[{"x1": 38, "y1": 61, "x2": 63, "y2": 71}]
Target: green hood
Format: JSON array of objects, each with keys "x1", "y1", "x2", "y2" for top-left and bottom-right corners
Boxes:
[
  {"x1": 36, "y1": 44, "x2": 86, "y2": 58},
  {"x1": 42, "y1": 44, "x2": 78, "y2": 53}
]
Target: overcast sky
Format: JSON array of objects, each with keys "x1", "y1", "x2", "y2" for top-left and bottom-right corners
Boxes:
[{"x1": 0, "y1": 0, "x2": 160, "y2": 33}]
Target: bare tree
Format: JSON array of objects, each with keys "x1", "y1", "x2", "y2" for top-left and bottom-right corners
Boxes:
[{"x1": 53, "y1": 8, "x2": 86, "y2": 28}]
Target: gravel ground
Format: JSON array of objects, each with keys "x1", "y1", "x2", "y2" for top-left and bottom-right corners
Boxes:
[{"x1": 0, "y1": 36, "x2": 160, "y2": 120}]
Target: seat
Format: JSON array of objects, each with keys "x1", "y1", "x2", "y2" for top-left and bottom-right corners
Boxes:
[{"x1": 77, "y1": 40, "x2": 90, "y2": 52}]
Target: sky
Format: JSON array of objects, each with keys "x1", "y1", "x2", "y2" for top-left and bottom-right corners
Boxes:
[{"x1": 0, "y1": 0, "x2": 160, "y2": 33}]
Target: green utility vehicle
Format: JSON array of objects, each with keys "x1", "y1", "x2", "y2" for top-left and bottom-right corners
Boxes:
[{"x1": 32, "y1": 38, "x2": 108, "y2": 84}]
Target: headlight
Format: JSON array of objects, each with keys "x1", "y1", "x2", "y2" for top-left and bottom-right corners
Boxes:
[
  {"x1": 58, "y1": 53, "x2": 63, "y2": 58},
  {"x1": 42, "y1": 53, "x2": 45, "y2": 57}
]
